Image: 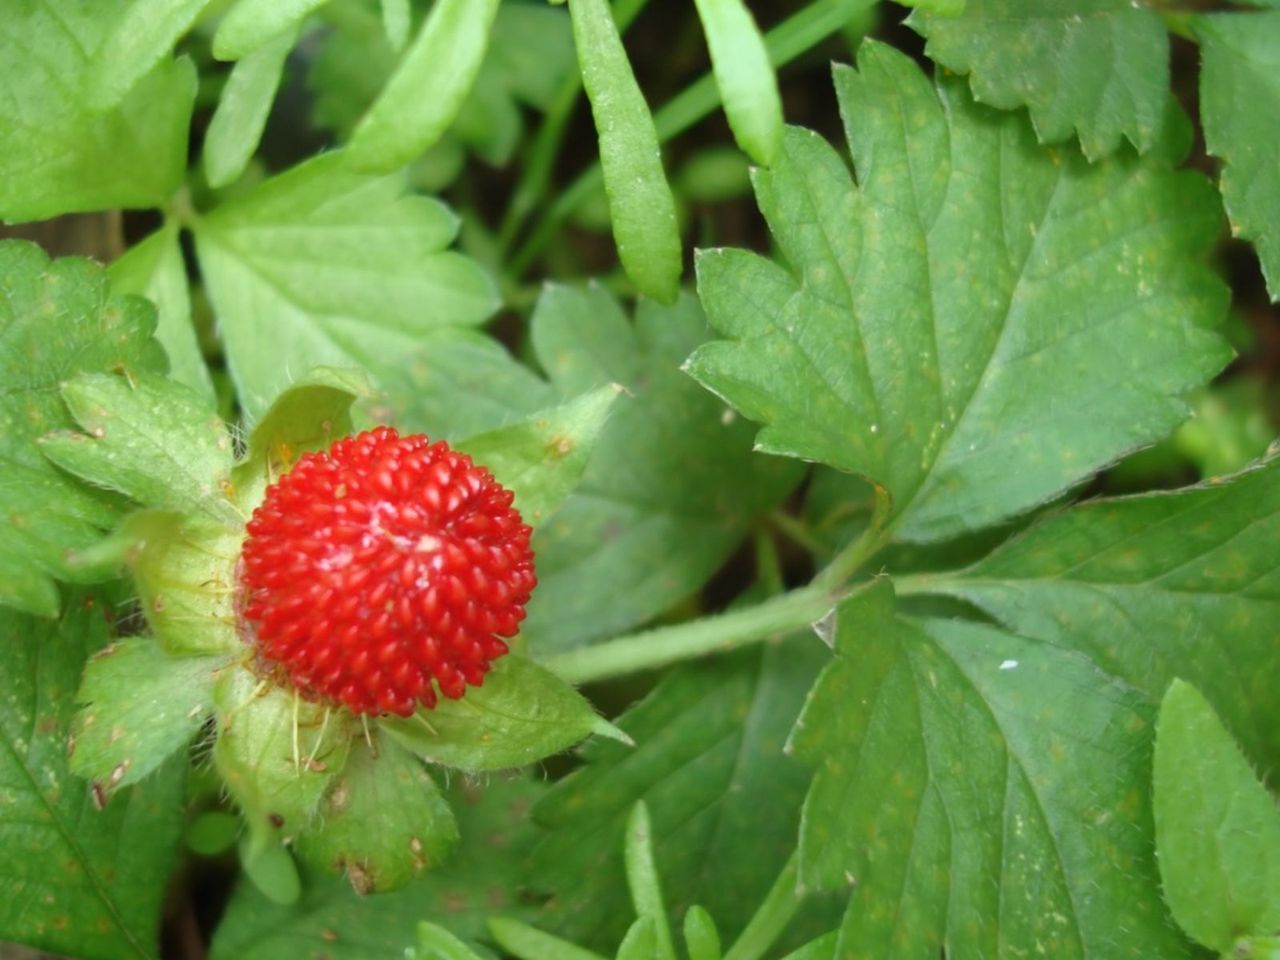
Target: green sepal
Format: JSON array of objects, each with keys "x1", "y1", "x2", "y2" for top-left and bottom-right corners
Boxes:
[
  {"x1": 212, "y1": 667, "x2": 356, "y2": 840},
  {"x1": 458, "y1": 384, "x2": 622, "y2": 527},
  {"x1": 297, "y1": 730, "x2": 459, "y2": 893},
  {"x1": 40, "y1": 372, "x2": 241, "y2": 528},
  {"x1": 1153, "y1": 679, "x2": 1280, "y2": 953},
  {"x1": 69, "y1": 638, "x2": 227, "y2": 797},
  {"x1": 382, "y1": 653, "x2": 627, "y2": 772}
]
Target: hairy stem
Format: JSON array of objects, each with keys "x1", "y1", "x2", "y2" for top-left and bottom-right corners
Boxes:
[
  {"x1": 509, "y1": 0, "x2": 864, "y2": 277},
  {"x1": 539, "y1": 584, "x2": 838, "y2": 686}
]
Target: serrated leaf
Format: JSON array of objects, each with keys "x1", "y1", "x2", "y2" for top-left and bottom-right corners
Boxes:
[
  {"x1": 0, "y1": 2, "x2": 195, "y2": 221},
  {"x1": 345, "y1": 0, "x2": 501, "y2": 173},
  {"x1": 214, "y1": 0, "x2": 325, "y2": 60},
  {"x1": 194, "y1": 153, "x2": 498, "y2": 422},
  {"x1": 204, "y1": 27, "x2": 297, "y2": 189},
  {"x1": 523, "y1": 286, "x2": 801, "y2": 653},
  {"x1": 210, "y1": 777, "x2": 545, "y2": 959},
  {"x1": 70, "y1": 638, "x2": 226, "y2": 794},
  {"x1": 213, "y1": 667, "x2": 357, "y2": 840},
  {"x1": 688, "y1": 44, "x2": 1229, "y2": 543},
  {"x1": 0, "y1": 240, "x2": 167, "y2": 616},
  {"x1": 531, "y1": 642, "x2": 825, "y2": 951},
  {"x1": 792, "y1": 581, "x2": 1187, "y2": 958},
  {"x1": 298, "y1": 731, "x2": 458, "y2": 893},
  {"x1": 908, "y1": 0, "x2": 1168, "y2": 159},
  {"x1": 459, "y1": 385, "x2": 621, "y2": 528},
  {"x1": 913, "y1": 456, "x2": 1280, "y2": 768},
  {"x1": 0, "y1": 592, "x2": 185, "y2": 960},
  {"x1": 382, "y1": 653, "x2": 615, "y2": 772},
  {"x1": 109, "y1": 224, "x2": 213, "y2": 399},
  {"x1": 1197, "y1": 12, "x2": 1280, "y2": 301},
  {"x1": 569, "y1": 0, "x2": 681, "y2": 304},
  {"x1": 86, "y1": 0, "x2": 212, "y2": 109},
  {"x1": 40, "y1": 373, "x2": 241, "y2": 528},
  {"x1": 1154, "y1": 680, "x2": 1280, "y2": 953}
]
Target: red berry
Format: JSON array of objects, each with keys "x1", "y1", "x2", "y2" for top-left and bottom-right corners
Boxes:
[{"x1": 239, "y1": 427, "x2": 536, "y2": 717}]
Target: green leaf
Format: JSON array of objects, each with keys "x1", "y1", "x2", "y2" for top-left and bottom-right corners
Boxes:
[
  {"x1": 418, "y1": 921, "x2": 490, "y2": 960},
  {"x1": 0, "y1": 240, "x2": 167, "y2": 616},
  {"x1": 375, "y1": 330, "x2": 555, "y2": 441},
  {"x1": 568, "y1": 0, "x2": 682, "y2": 304},
  {"x1": 214, "y1": 0, "x2": 325, "y2": 60},
  {"x1": 911, "y1": 456, "x2": 1280, "y2": 768},
  {"x1": 1197, "y1": 12, "x2": 1280, "y2": 301},
  {"x1": 382, "y1": 653, "x2": 618, "y2": 772},
  {"x1": 1154, "y1": 680, "x2": 1280, "y2": 953},
  {"x1": 210, "y1": 777, "x2": 546, "y2": 959},
  {"x1": 0, "y1": 2, "x2": 195, "y2": 221},
  {"x1": 792, "y1": 581, "x2": 1187, "y2": 958},
  {"x1": 298, "y1": 731, "x2": 458, "y2": 893},
  {"x1": 40, "y1": 373, "x2": 240, "y2": 527},
  {"x1": 0, "y1": 592, "x2": 185, "y2": 960},
  {"x1": 86, "y1": 0, "x2": 211, "y2": 109},
  {"x1": 382, "y1": 0, "x2": 410, "y2": 51},
  {"x1": 692, "y1": 0, "x2": 783, "y2": 166},
  {"x1": 204, "y1": 27, "x2": 297, "y2": 189},
  {"x1": 523, "y1": 286, "x2": 801, "y2": 653},
  {"x1": 108, "y1": 224, "x2": 213, "y2": 399},
  {"x1": 531, "y1": 642, "x2": 825, "y2": 951},
  {"x1": 345, "y1": 0, "x2": 501, "y2": 173},
  {"x1": 688, "y1": 43, "x2": 1229, "y2": 543},
  {"x1": 213, "y1": 667, "x2": 357, "y2": 840},
  {"x1": 459, "y1": 385, "x2": 621, "y2": 528},
  {"x1": 908, "y1": 0, "x2": 1168, "y2": 159},
  {"x1": 70, "y1": 638, "x2": 225, "y2": 795},
  {"x1": 194, "y1": 153, "x2": 499, "y2": 422}
]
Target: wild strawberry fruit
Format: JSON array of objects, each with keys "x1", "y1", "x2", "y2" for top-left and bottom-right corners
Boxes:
[{"x1": 239, "y1": 426, "x2": 536, "y2": 717}]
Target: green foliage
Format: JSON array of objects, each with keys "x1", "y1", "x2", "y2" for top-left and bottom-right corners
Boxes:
[
  {"x1": 908, "y1": 0, "x2": 1169, "y2": 159},
  {"x1": 0, "y1": 240, "x2": 167, "y2": 616},
  {"x1": 1153, "y1": 680, "x2": 1280, "y2": 954},
  {"x1": 793, "y1": 581, "x2": 1185, "y2": 957},
  {"x1": 1, "y1": 2, "x2": 1277, "y2": 958},
  {"x1": 690, "y1": 41, "x2": 1229, "y2": 543},
  {"x1": 1197, "y1": 12, "x2": 1280, "y2": 301},
  {"x1": 0, "y1": 592, "x2": 186, "y2": 960},
  {"x1": 0, "y1": 2, "x2": 195, "y2": 221}
]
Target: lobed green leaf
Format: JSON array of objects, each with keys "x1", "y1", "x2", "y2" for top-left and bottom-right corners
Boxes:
[
  {"x1": 86, "y1": 0, "x2": 211, "y2": 109},
  {"x1": 204, "y1": 27, "x2": 297, "y2": 189},
  {"x1": 0, "y1": 240, "x2": 167, "y2": 616},
  {"x1": 689, "y1": 43, "x2": 1229, "y2": 543},
  {"x1": 194, "y1": 153, "x2": 498, "y2": 422},
  {"x1": 908, "y1": 0, "x2": 1169, "y2": 159},
  {"x1": 793, "y1": 581, "x2": 1187, "y2": 957},
  {"x1": 0, "y1": 1, "x2": 194, "y2": 221}
]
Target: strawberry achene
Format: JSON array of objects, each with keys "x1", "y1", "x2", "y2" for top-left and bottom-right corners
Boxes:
[{"x1": 239, "y1": 426, "x2": 536, "y2": 716}]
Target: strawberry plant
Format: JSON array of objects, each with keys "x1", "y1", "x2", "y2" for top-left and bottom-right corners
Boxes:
[{"x1": 1, "y1": 1, "x2": 1278, "y2": 959}]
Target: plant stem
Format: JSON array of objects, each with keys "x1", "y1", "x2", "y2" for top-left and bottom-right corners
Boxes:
[
  {"x1": 812, "y1": 482, "x2": 891, "y2": 592},
  {"x1": 540, "y1": 584, "x2": 838, "y2": 685},
  {"x1": 722, "y1": 852, "x2": 803, "y2": 960},
  {"x1": 509, "y1": 0, "x2": 864, "y2": 277},
  {"x1": 496, "y1": 0, "x2": 651, "y2": 253}
]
